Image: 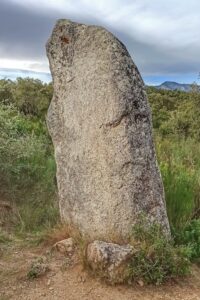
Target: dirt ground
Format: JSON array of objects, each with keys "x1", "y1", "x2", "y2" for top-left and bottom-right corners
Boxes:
[{"x1": 0, "y1": 242, "x2": 200, "y2": 300}]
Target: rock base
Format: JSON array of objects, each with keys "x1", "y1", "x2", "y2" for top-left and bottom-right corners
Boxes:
[{"x1": 86, "y1": 240, "x2": 134, "y2": 283}]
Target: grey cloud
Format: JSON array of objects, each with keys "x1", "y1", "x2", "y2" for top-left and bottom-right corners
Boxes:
[
  {"x1": 0, "y1": 0, "x2": 56, "y2": 60},
  {"x1": 0, "y1": 0, "x2": 199, "y2": 78},
  {"x1": 0, "y1": 0, "x2": 101, "y2": 60},
  {"x1": 109, "y1": 29, "x2": 200, "y2": 76}
]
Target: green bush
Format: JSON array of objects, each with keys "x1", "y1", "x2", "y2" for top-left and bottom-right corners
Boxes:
[
  {"x1": 128, "y1": 218, "x2": 191, "y2": 285},
  {"x1": 0, "y1": 78, "x2": 52, "y2": 118},
  {"x1": 0, "y1": 103, "x2": 58, "y2": 232},
  {"x1": 148, "y1": 86, "x2": 200, "y2": 233},
  {"x1": 27, "y1": 257, "x2": 49, "y2": 279},
  {"x1": 174, "y1": 219, "x2": 200, "y2": 262},
  {"x1": 155, "y1": 137, "x2": 200, "y2": 230},
  {"x1": 0, "y1": 229, "x2": 11, "y2": 244},
  {"x1": 0, "y1": 79, "x2": 15, "y2": 105},
  {"x1": 0, "y1": 78, "x2": 200, "y2": 259},
  {"x1": 147, "y1": 86, "x2": 200, "y2": 140}
]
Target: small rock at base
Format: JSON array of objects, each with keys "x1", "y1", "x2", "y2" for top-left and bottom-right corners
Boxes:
[
  {"x1": 53, "y1": 237, "x2": 74, "y2": 255},
  {"x1": 86, "y1": 240, "x2": 134, "y2": 283}
]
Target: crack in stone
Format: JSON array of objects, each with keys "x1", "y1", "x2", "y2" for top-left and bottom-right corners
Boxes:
[
  {"x1": 121, "y1": 161, "x2": 134, "y2": 170},
  {"x1": 100, "y1": 111, "x2": 129, "y2": 129},
  {"x1": 67, "y1": 77, "x2": 75, "y2": 83}
]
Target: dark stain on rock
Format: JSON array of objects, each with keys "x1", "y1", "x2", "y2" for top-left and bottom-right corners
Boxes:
[{"x1": 61, "y1": 36, "x2": 70, "y2": 44}]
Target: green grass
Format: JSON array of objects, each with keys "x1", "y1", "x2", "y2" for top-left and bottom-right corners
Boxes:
[
  {"x1": 128, "y1": 217, "x2": 191, "y2": 285},
  {"x1": 174, "y1": 219, "x2": 200, "y2": 262},
  {"x1": 0, "y1": 80, "x2": 200, "y2": 272},
  {"x1": 0, "y1": 230, "x2": 11, "y2": 244},
  {"x1": 156, "y1": 136, "x2": 200, "y2": 230},
  {"x1": 0, "y1": 103, "x2": 59, "y2": 233}
]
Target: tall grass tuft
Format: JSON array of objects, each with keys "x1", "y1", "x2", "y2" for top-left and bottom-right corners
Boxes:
[
  {"x1": 0, "y1": 103, "x2": 59, "y2": 232},
  {"x1": 156, "y1": 136, "x2": 200, "y2": 230}
]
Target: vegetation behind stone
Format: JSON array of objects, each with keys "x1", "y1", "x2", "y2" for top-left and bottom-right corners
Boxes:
[{"x1": 0, "y1": 78, "x2": 200, "y2": 281}]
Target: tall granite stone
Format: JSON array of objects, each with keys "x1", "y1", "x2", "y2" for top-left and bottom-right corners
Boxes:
[{"x1": 46, "y1": 19, "x2": 170, "y2": 239}]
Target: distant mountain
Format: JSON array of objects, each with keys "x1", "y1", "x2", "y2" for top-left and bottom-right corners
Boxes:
[
  {"x1": 0, "y1": 69, "x2": 198, "y2": 92},
  {"x1": 154, "y1": 81, "x2": 193, "y2": 92}
]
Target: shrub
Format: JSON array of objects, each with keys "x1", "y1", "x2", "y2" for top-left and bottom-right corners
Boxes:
[
  {"x1": 156, "y1": 137, "x2": 200, "y2": 229},
  {"x1": 128, "y1": 218, "x2": 191, "y2": 285},
  {"x1": 174, "y1": 219, "x2": 200, "y2": 262},
  {"x1": 0, "y1": 229, "x2": 11, "y2": 244},
  {"x1": 27, "y1": 257, "x2": 49, "y2": 279},
  {"x1": 0, "y1": 103, "x2": 58, "y2": 232},
  {"x1": 0, "y1": 78, "x2": 53, "y2": 118}
]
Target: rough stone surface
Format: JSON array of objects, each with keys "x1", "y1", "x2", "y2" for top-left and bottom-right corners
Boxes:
[
  {"x1": 87, "y1": 240, "x2": 134, "y2": 282},
  {"x1": 46, "y1": 19, "x2": 170, "y2": 239}
]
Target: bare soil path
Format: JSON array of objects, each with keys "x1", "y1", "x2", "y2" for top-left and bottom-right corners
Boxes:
[{"x1": 0, "y1": 242, "x2": 200, "y2": 300}]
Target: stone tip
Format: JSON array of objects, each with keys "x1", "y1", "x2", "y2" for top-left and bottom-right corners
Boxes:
[{"x1": 55, "y1": 19, "x2": 74, "y2": 27}]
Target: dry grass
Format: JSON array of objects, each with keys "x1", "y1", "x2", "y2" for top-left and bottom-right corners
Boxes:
[
  {"x1": 40, "y1": 223, "x2": 71, "y2": 246},
  {"x1": 0, "y1": 201, "x2": 18, "y2": 230},
  {"x1": 40, "y1": 222, "x2": 86, "y2": 247}
]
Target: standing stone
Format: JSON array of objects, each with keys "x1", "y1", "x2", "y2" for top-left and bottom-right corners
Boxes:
[{"x1": 46, "y1": 19, "x2": 170, "y2": 239}]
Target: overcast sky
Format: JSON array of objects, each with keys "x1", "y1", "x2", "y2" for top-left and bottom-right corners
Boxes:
[{"x1": 0, "y1": 0, "x2": 199, "y2": 84}]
